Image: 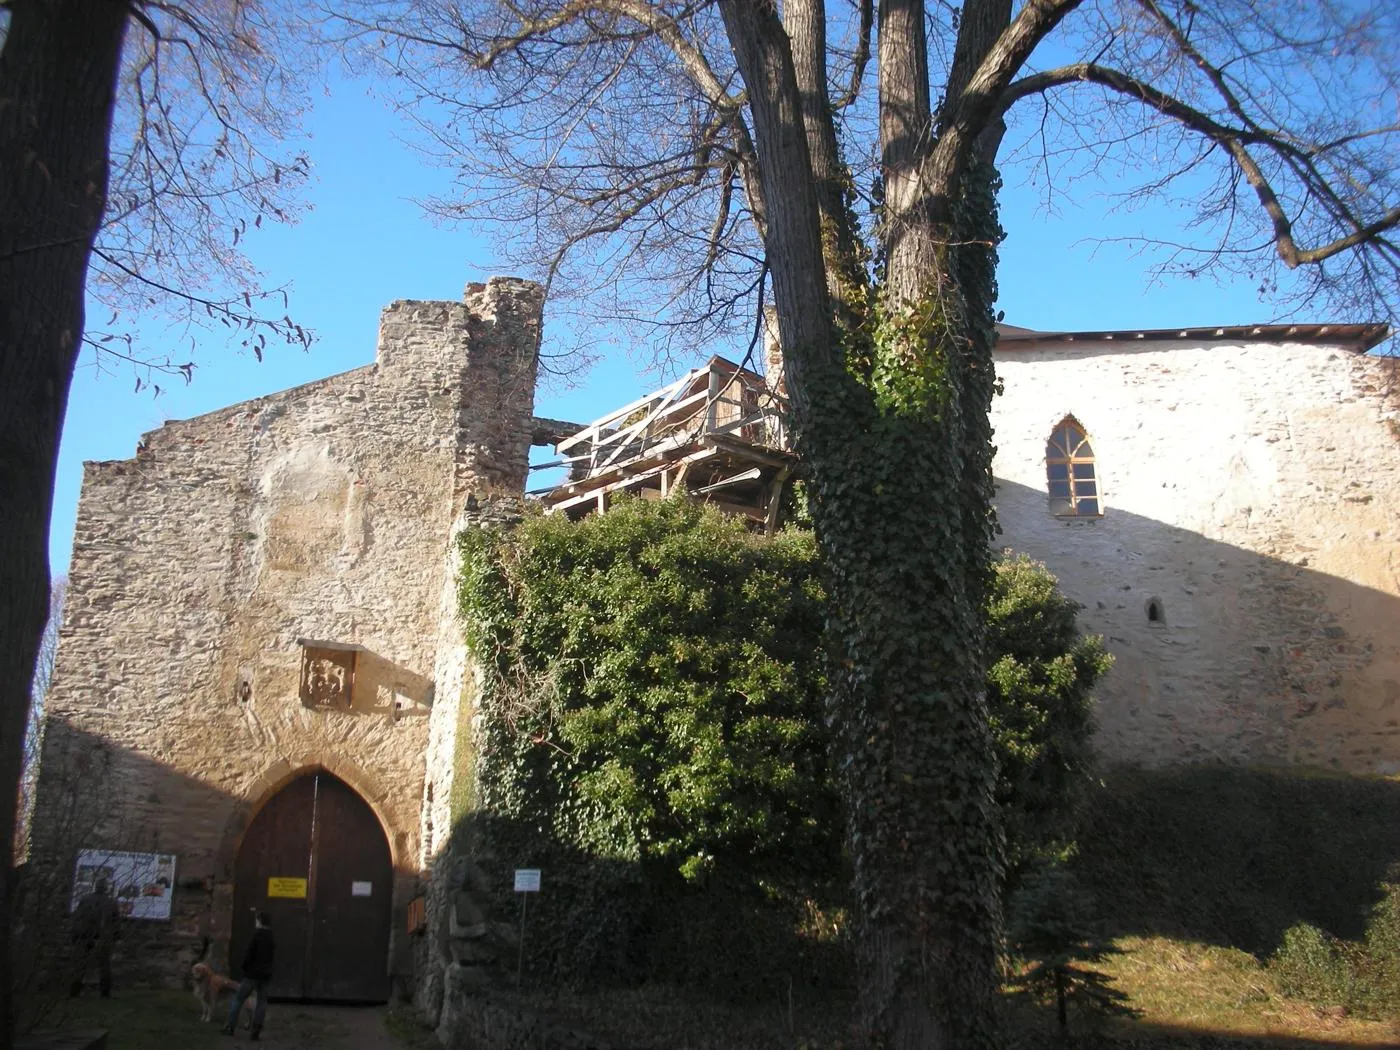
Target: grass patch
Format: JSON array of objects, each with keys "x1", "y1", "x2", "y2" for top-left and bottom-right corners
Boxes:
[
  {"x1": 1090, "y1": 935, "x2": 1400, "y2": 1046},
  {"x1": 384, "y1": 1002, "x2": 438, "y2": 1048},
  {"x1": 1050, "y1": 766, "x2": 1400, "y2": 1044},
  {"x1": 1001, "y1": 935, "x2": 1400, "y2": 1046},
  {"x1": 40, "y1": 988, "x2": 224, "y2": 1050}
]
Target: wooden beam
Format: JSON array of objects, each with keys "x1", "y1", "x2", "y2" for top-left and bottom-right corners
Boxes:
[
  {"x1": 556, "y1": 368, "x2": 700, "y2": 452},
  {"x1": 764, "y1": 466, "x2": 791, "y2": 536},
  {"x1": 694, "y1": 467, "x2": 763, "y2": 494},
  {"x1": 702, "y1": 434, "x2": 797, "y2": 469},
  {"x1": 547, "y1": 447, "x2": 720, "y2": 515},
  {"x1": 672, "y1": 457, "x2": 694, "y2": 494},
  {"x1": 597, "y1": 377, "x2": 699, "y2": 471},
  {"x1": 544, "y1": 433, "x2": 704, "y2": 501}
]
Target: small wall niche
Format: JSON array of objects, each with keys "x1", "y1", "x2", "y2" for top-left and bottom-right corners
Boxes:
[{"x1": 1146, "y1": 597, "x2": 1166, "y2": 624}]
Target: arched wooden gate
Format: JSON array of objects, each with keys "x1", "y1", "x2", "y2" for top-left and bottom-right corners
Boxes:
[{"x1": 231, "y1": 770, "x2": 393, "y2": 1001}]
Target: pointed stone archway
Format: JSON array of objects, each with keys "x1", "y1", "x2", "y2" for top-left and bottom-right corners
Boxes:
[{"x1": 230, "y1": 769, "x2": 394, "y2": 1001}]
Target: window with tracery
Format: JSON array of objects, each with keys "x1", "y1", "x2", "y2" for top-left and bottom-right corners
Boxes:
[{"x1": 1046, "y1": 417, "x2": 1101, "y2": 517}]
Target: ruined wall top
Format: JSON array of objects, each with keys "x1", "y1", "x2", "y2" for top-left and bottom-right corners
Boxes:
[{"x1": 42, "y1": 274, "x2": 546, "y2": 883}]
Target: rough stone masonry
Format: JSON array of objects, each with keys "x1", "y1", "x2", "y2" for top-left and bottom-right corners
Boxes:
[
  {"x1": 31, "y1": 277, "x2": 545, "y2": 986},
  {"x1": 991, "y1": 333, "x2": 1400, "y2": 772},
  {"x1": 28, "y1": 275, "x2": 1400, "y2": 1003}
]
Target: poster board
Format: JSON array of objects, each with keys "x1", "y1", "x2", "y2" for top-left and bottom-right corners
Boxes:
[{"x1": 71, "y1": 849, "x2": 177, "y2": 921}]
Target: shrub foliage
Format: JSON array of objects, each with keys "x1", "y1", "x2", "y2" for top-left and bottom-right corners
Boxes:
[
  {"x1": 1269, "y1": 881, "x2": 1400, "y2": 1019},
  {"x1": 454, "y1": 496, "x2": 1107, "y2": 985},
  {"x1": 458, "y1": 497, "x2": 835, "y2": 884}
]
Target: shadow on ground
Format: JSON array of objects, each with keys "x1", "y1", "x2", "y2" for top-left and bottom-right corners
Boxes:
[
  {"x1": 49, "y1": 990, "x2": 416, "y2": 1050},
  {"x1": 1073, "y1": 766, "x2": 1400, "y2": 957},
  {"x1": 1013, "y1": 1025, "x2": 1398, "y2": 1049}
]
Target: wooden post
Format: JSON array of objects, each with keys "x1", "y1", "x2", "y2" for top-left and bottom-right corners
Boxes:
[
  {"x1": 673, "y1": 460, "x2": 693, "y2": 496},
  {"x1": 706, "y1": 366, "x2": 720, "y2": 433},
  {"x1": 764, "y1": 467, "x2": 791, "y2": 536}
]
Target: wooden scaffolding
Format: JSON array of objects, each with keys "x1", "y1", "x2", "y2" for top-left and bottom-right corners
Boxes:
[{"x1": 533, "y1": 356, "x2": 794, "y2": 531}]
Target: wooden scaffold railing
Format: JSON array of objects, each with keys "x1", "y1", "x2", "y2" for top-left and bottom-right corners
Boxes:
[{"x1": 531, "y1": 356, "x2": 794, "y2": 530}]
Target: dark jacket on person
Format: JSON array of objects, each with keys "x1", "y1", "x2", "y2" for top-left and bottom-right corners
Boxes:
[
  {"x1": 72, "y1": 890, "x2": 120, "y2": 946},
  {"x1": 242, "y1": 927, "x2": 276, "y2": 981}
]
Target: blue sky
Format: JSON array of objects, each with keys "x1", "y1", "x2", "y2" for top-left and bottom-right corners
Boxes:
[{"x1": 52, "y1": 69, "x2": 1299, "y2": 572}]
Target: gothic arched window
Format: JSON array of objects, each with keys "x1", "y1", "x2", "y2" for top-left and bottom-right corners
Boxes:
[{"x1": 1046, "y1": 417, "x2": 1101, "y2": 517}]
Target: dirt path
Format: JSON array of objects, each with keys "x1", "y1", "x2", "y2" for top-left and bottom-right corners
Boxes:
[{"x1": 223, "y1": 1004, "x2": 430, "y2": 1050}]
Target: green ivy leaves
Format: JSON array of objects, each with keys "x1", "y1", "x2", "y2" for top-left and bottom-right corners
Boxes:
[
  {"x1": 457, "y1": 498, "x2": 837, "y2": 886},
  {"x1": 456, "y1": 498, "x2": 1105, "y2": 900}
]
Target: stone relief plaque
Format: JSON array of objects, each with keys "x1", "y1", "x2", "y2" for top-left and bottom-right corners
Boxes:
[{"x1": 299, "y1": 647, "x2": 356, "y2": 710}]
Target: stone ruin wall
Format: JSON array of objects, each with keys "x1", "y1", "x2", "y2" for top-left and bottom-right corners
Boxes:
[
  {"x1": 992, "y1": 340, "x2": 1400, "y2": 774},
  {"x1": 408, "y1": 333, "x2": 1400, "y2": 1040},
  {"x1": 33, "y1": 280, "x2": 1400, "y2": 1007},
  {"x1": 415, "y1": 492, "x2": 528, "y2": 1031},
  {"x1": 32, "y1": 277, "x2": 544, "y2": 983}
]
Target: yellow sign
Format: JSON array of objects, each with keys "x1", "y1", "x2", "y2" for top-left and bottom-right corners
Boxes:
[{"x1": 267, "y1": 877, "x2": 307, "y2": 899}]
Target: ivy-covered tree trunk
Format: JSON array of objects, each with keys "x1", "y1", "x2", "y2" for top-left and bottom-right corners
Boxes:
[
  {"x1": 719, "y1": 0, "x2": 1009, "y2": 1044},
  {"x1": 802, "y1": 356, "x2": 1004, "y2": 1050},
  {"x1": 799, "y1": 183, "x2": 1005, "y2": 1047}
]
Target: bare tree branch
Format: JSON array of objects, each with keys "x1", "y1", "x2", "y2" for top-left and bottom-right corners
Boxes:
[
  {"x1": 832, "y1": 0, "x2": 872, "y2": 110},
  {"x1": 997, "y1": 61, "x2": 1400, "y2": 270},
  {"x1": 921, "y1": 0, "x2": 1084, "y2": 217}
]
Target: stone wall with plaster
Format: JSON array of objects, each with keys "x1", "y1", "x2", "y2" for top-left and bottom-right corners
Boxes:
[
  {"x1": 992, "y1": 340, "x2": 1400, "y2": 773},
  {"x1": 34, "y1": 284, "x2": 1400, "y2": 1002},
  {"x1": 33, "y1": 277, "x2": 544, "y2": 982},
  {"x1": 416, "y1": 493, "x2": 526, "y2": 1026}
]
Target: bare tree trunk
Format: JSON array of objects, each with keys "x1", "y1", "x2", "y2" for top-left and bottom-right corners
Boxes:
[
  {"x1": 715, "y1": 0, "x2": 836, "y2": 413},
  {"x1": 0, "y1": 1, "x2": 129, "y2": 1039},
  {"x1": 781, "y1": 0, "x2": 867, "y2": 327},
  {"x1": 878, "y1": 0, "x2": 938, "y2": 304},
  {"x1": 943, "y1": 0, "x2": 1013, "y2": 166}
]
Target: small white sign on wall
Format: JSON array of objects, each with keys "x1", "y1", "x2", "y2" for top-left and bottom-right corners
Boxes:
[
  {"x1": 351, "y1": 881, "x2": 373, "y2": 897},
  {"x1": 513, "y1": 869, "x2": 541, "y2": 893}
]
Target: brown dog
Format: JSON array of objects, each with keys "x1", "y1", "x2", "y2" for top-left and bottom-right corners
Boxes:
[{"x1": 191, "y1": 961, "x2": 253, "y2": 1026}]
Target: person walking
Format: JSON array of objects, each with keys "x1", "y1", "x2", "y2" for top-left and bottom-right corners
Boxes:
[
  {"x1": 69, "y1": 878, "x2": 120, "y2": 997},
  {"x1": 223, "y1": 911, "x2": 275, "y2": 1040}
]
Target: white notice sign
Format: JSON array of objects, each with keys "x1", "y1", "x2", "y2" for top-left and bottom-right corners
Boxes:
[
  {"x1": 513, "y1": 869, "x2": 541, "y2": 893},
  {"x1": 351, "y1": 881, "x2": 373, "y2": 897}
]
